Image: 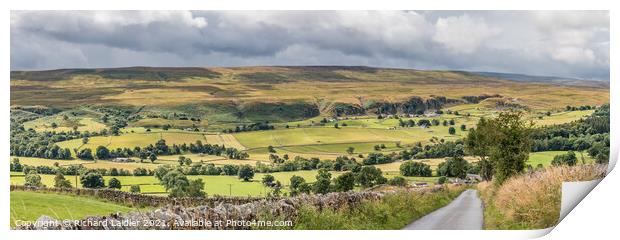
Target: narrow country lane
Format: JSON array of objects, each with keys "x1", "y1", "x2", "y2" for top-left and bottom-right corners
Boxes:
[{"x1": 403, "y1": 189, "x2": 484, "y2": 230}]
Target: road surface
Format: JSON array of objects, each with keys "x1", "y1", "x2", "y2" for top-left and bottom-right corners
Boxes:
[{"x1": 403, "y1": 189, "x2": 484, "y2": 230}]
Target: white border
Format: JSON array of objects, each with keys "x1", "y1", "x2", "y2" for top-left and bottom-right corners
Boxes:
[{"x1": 1, "y1": 1, "x2": 616, "y2": 240}]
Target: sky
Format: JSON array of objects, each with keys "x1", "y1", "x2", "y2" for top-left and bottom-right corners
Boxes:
[{"x1": 10, "y1": 11, "x2": 610, "y2": 80}]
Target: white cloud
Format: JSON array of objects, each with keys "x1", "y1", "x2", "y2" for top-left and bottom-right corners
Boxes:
[
  {"x1": 9, "y1": 10, "x2": 610, "y2": 80},
  {"x1": 433, "y1": 14, "x2": 500, "y2": 54},
  {"x1": 550, "y1": 47, "x2": 596, "y2": 65}
]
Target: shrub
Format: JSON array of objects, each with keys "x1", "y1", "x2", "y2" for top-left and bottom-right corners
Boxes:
[
  {"x1": 130, "y1": 185, "x2": 141, "y2": 193},
  {"x1": 53, "y1": 173, "x2": 72, "y2": 188},
  {"x1": 313, "y1": 169, "x2": 332, "y2": 194},
  {"x1": 333, "y1": 172, "x2": 355, "y2": 192},
  {"x1": 437, "y1": 176, "x2": 447, "y2": 184},
  {"x1": 25, "y1": 171, "x2": 43, "y2": 187},
  {"x1": 80, "y1": 171, "x2": 105, "y2": 188},
  {"x1": 551, "y1": 151, "x2": 578, "y2": 166},
  {"x1": 399, "y1": 161, "x2": 432, "y2": 177},
  {"x1": 388, "y1": 176, "x2": 407, "y2": 186},
  {"x1": 238, "y1": 164, "x2": 255, "y2": 181},
  {"x1": 355, "y1": 166, "x2": 387, "y2": 188},
  {"x1": 448, "y1": 127, "x2": 456, "y2": 135},
  {"x1": 108, "y1": 178, "x2": 122, "y2": 189}
]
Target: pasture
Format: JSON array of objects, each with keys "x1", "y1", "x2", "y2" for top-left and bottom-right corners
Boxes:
[
  {"x1": 234, "y1": 125, "x2": 465, "y2": 151},
  {"x1": 533, "y1": 110, "x2": 595, "y2": 126},
  {"x1": 56, "y1": 132, "x2": 210, "y2": 154},
  {"x1": 10, "y1": 191, "x2": 136, "y2": 226},
  {"x1": 527, "y1": 151, "x2": 594, "y2": 167},
  {"x1": 9, "y1": 170, "x2": 347, "y2": 197},
  {"x1": 23, "y1": 116, "x2": 107, "y2": 133},
  {"x1": 12, "y1": 156, "x2": 165, "y2": 171}
]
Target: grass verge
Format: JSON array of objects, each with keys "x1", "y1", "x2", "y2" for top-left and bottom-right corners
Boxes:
[
  {"x1": 288, "y1": 186, "x2": 466, "y2": 230},
  {"x1": 10, "y1": 191, "x2": 138, "y2": 227},
  {"x1": 478, "y1": 164, "x2": 606, "y2": 229}
]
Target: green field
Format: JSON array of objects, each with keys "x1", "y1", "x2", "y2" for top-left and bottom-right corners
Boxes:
[
  {"x1": 10, "y1": 191, "x2": 136, "y2": 227},
  {"x1": 56, "y1": 131, "x2": 208, "y2": 154},
  {"x1": 12, "y1": 156, "x2": 169, "y2": 171},
  {"x1": 234, "y1": 125, "x2": 464, "y2": 150},
  {"x1": 534, "y1": 110, "x2": 595, "y2": 126},
  {"x1": 11, "y1": 150, "x2": 588, "y2": 195},
  {"x1": 23, "y1": 116, "x2": 107, "y2": 133},
  {"x1": 9, "y1": 170, "x2": 349, "y2": 197},
  {"x1": 527, "y1": 151, "x2": 594, "y2": 167}
]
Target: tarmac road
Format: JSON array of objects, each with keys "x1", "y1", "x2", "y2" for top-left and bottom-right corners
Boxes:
[{"x1": 403, "y1": 189, "x2": 484, "y2": 230}]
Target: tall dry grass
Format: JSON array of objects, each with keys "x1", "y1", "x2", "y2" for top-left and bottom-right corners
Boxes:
[{"x1": 479, "y1": 164, "x2": 607, "y2": 229}]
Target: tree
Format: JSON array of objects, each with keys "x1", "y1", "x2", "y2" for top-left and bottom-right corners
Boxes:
[
  {"x1": 262, "y1": 174, "x2": 275, "y2": 187},
  {"x1": 77, "y1": 148, "x2": 94, "y2": 160},
  {"x1": 334, "y1": 123, "x2": 339, "y2": 129},
  {"x1": 468, "y1": 112, "x2": 533, "y2": 184},
  {"x1": 160, "y1": 170, "x2": 205, "y2": 197},
  {"x1": 269, "y1": 181, "x2": 283, "y2": 197},
  {"x1": 399, "y1": 161, "x2": 432, "y2": 177},
  {"x1": 313, "y1": 169, "x2": 332, "y2": 194},
  {"x1": 95, "y1": 146, "x2": 110, "y2": 159},
  {"x1": 448, "y1": 127, "x2": 456, "y2": 135},
  {"x1": 187, "y1": 179, "x2": 206, "y2": 198},
  {"x1": 80, "y1": 171, "x2": 105, "y2": 188},
  {"x1": 460, "y1": 124, "x2": 467, "y2": 131},
  {"x1": 238, "y1": 164, "x2": 255, "y2": 181},
  {"x1": 82, "y1": 137, "x2": 89, "y2": 145},
  {"x1": 355, "y1": 166, "x2": 387, "y2": 188},
  {"x1": 333, "y1": 172, "x2": 355, "y2": 192},
  {"x1": 388, "y1": 176, "x2": 407, "y2": 186},
  {"x1": 25, "y1": 171, "x2": 43, "y2": 187},
  {"x1": 490, "y1": 112, "x2": 533, "y2": 184},
  {"x1": 108, "y1": 178, "x2": 122, "y2": 189},
  {"x1": 290, "y1": 175, "x2": 309, "y2": 196},
  {"x1": 465, "y1": 118, "x2": 495, "y2": 181},
  {"x1": 437, "y1": 156, "x2": 470, "y2": 179},
  {"x1": 54, "y1": 173, "x2": 72, "y2": 188},
  {"x1": 267, "y1": 145, "x2": 276, "y2": 153},
  {"x1": 346, "y1": 146, "x2": 355, "y2": 154},
  {"x1": 11, "y1": 158, "x2": 23, "y2": 172},
  {"x1": 149, "y1": 153, "x2": 157, "y2": 163},
  {"x1": 572, "y1": 138, "x2": 592, "y2": 164},
  {"x1": 437, "y1": 176, "x2": 448, "y2": 184},
  {"x1": 154, "y1": 165, "x2": 174, "y2": 181},
  {"x1": 551, "y1": 151, "x2": 578, "y2": 166},
  {"x1": 130, "y1": 185, "x2": 141, "y2": 193}
]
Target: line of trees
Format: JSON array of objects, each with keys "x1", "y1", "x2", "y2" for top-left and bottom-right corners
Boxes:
[
  {"x1": 532, "y1": 104, "x2": 609, "y2": 164},
  {"x1": 223, "y1": 122, "x2": 275, "y2": 133},
  {"x1": 81, "y1": 139, "x2": 249, "y2": 161}
]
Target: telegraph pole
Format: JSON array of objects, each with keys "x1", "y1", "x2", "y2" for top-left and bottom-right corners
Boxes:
[{"x1": 228, "y1": 184, "x2": 232, "y2": 196}]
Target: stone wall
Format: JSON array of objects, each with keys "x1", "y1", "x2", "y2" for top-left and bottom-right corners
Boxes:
[
  {"x1": 10, "y1": 185, "x2": 268, "y2": 208},
  {"x1": 15, "y1": 191, "x2": 385, "y2": 230}
]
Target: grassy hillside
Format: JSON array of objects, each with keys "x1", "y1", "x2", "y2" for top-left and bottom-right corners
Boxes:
[{"x1": 11, "y1": 66, "x2": 609, "y2": 120}]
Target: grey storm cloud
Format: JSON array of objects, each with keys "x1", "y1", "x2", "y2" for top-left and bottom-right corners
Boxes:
[{"x1": 10, "y1": 10, "x2": 610, "y2": 80}]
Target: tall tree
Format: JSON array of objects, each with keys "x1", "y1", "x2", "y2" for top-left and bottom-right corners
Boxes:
[
  {"x1": 466, "y1": 112, "x2": 533, "y2": 184},
  {"x1": 465, "y1": 118, "x2": 494, "y2": 181}
]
